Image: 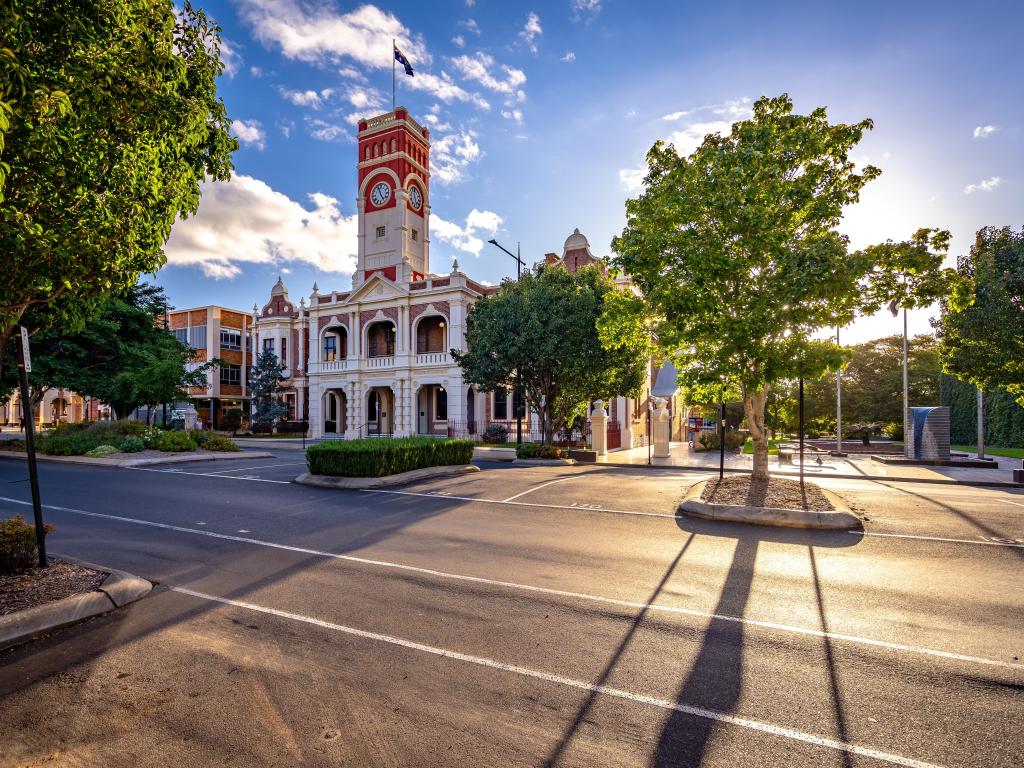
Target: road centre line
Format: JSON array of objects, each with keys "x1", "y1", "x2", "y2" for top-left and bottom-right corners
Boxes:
[
  {"x1": 0, "y1": 495, "x2": 1018, "y2": 671},
  {"x1": 856, "y1": 530, "x2": 1024, "y2": 548},
  {"x1": 171, "y1": 586, "x2": 943, "y2": 768},
  {"x1": 502, "y1": 476, "x2": 580, "y2": 502},
  {"x1": 202, "y1": 462, "x2": 306, "y2": 475}
]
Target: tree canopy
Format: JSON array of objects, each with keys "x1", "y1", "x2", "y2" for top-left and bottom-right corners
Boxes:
[
  {"x1": 453, "y1": 263, "x2": 652, "y2": 443},
  {"x1": 936, "y1": 226, "x2": 1024, "y2": 406},
  {"x1": 249, "y1": 351, "x2": 289, "y2": 425},
  {"x1": 0, "y1": 0, "x2": 236, "y2": 375},
  {"x1": 612, "y1": 94, "x2": 883, "y2": 478}
]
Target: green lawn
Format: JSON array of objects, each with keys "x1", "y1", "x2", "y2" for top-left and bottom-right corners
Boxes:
[
  {"x1": 742, "y1": 437, "x2": 782, "y2": 455},
  {"x1": 952, "y1": 444, "x2": 1024, "y2": 459}
]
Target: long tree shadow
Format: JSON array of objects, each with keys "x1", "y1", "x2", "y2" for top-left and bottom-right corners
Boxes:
[{"x1": 543, "y1": 534, "x2": 696, "y2": 767}]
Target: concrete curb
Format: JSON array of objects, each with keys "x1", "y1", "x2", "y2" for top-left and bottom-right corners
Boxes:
[
  {"x1": 679, "y1": 480, "x2": 862, "y2": 530},
  {"x1": 295, "y1": 464, "x2": 480, "y2": 490},
  {"x1": 0, "y1": 556, "x2": 152, "y2": 651},
  {"x1": 473, "y1": 446, "x2": 516, "y2": 463},
  {"x1": 512, "y1": 458, "x2": 577, "y2": 466},
  {"x1": 0, "y1": 450, "x2": 273, "y2": 468}
]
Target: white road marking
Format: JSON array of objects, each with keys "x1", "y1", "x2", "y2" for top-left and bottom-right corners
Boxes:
[
  {"x1": 502, "y1": 475, "x2": 579, "y2": 502},
  {"x1": 171, "y1": 587, "x2": 944, "y2": 768},
  {"x1": 856, "y1": 530, "x2": 1024, "y2": 548},
  {"x1": 0, "y1": 495, "x2": 1017, "y2": 671},
  {"x1": 202, "y1": 462, "x2": 306, "y2": 475},
  {"x1": 998, "y1": 499, "x2": 1024, "y2": 508},
  {"x1": 129, "y1": 467, "x2": 291, "y2": 484}
]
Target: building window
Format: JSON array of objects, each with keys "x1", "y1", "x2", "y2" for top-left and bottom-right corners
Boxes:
[
  {"x1": 323, "y1": 335, "x2": 337, "y2": 362},
  {"x1": 494, "y1": 389, "x2": 508, "y2": 420},
  {"x1": 411, "y1": 229, "x2": 418, "y2": 242},
  {"x1": 263, "y1": 338, "x2": 275, "y2": 355},
  {"x1": 188, "y1": 325, "x2": 207, "y2": 349},
  {"x1": 376, "y1": 225, "x2": 386, "y2": 239},
  {"x1": 220, "y1": 364, "x2": 241, "y2": 386},
  {"x1": 281, "y1": 338, "x2": 287, "y2": 368},
  {"x1": 220, "y1": 329, "x2": 242, "y2": 350},
  {"x1": 173, "y1": 328, "x2": 189, "y2": 345},
  {"x1": 435, "y1": 388, "x2": 447, "y2": 421}
]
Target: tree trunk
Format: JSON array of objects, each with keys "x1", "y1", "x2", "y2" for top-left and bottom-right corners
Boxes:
[{"x1": 743, "y1": 387, "x2": 770, "y2": 481}]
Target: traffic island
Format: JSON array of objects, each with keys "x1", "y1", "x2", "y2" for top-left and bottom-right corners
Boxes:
[
  {"x1": 679, "y1": 476, "x2": 861, "y2": 530},
  {"x1": 0, "y1": 556, "x2": 152, "y2": 651},
  {"x1": 298, "y1": 436, "x2": 478, "y2": 489},
  {"x1": 296, "y1": 464, "x2": 479, "y2": 489}
]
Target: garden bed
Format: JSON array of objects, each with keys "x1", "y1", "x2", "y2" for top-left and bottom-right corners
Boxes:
[
  {"x1": 305, "y1": 437, "x2": 475, "y2": 478},
  {"x1": 1, "y1": 560, "x2": 107, "y2": 616},
  {"x1": 702, "y1": 475, "x2": 833, "y2": 511}
]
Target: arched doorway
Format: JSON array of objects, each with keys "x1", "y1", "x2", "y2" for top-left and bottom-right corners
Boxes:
[
  {"x1": 323, "y1": 390, "x2": 347, "y2": 434},
  {"x1": 50, "y1": 397, "x2": 68, "y2": 423},
  {"x1": 366, "y1": 387, "x2": 394, "y2": 435},
  {"x1": 467, "y1": 386, "x2": 476, "y2": 434}
]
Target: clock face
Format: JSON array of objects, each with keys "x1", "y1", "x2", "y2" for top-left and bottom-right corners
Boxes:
[
  {"x1": 369, "y1": 181, "x2": 391, "y2": 207},
  {"x1": 408, "y1": 185, "x2": 423, "y2": 210}
]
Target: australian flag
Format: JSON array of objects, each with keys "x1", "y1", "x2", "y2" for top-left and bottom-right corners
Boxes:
[{"x1": 394, "y1": 44, "x2": 414, "y2": 77}]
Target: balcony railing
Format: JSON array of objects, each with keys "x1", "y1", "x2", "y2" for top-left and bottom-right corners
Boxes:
[
  {"x1": 366, "y1": 356, "x2": 395, "y2": 369},
  {"x1": 321, "y1": 359, "x2": 349, "y2": 372},
  {"x1": 415, "y1": 352, "x2": 450, "y2": 366}
]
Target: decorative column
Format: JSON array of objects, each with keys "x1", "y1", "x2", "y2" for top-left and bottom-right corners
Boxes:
[
  {"x1": 590, "y1": 400, "x2": 609, "y2": 456},
  {"x1": 653, "y1": 397, "x2": 671, "y2": 458}
]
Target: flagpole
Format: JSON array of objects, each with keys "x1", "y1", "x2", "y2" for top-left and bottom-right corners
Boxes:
[{"x1": 392, "y1": 38, "x2": 396, "y2": 111}]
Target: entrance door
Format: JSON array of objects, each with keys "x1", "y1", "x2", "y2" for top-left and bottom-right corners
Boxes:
[{"x1": 368, "y1": 391, "x2": 381, "y2": 435}]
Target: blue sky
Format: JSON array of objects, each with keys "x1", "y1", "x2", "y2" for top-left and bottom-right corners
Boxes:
[{"x1": 161, "y1": 0, "x2": 1022, "y2": 343}]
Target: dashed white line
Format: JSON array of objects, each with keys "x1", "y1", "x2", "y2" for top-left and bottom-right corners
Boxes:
[
  {"x1": 502, "y1": 475, "x2": 580, "y2": 502},
  {"x1": 171, "y1": 587, "x2": 944, "y2": 768},
  {"x1": 0, "y1": 495, "x2": 1017, "y2": 671}
]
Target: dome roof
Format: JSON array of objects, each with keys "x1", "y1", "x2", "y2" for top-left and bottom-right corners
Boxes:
[
  {"x1": 563, "y1": 227, "x2": 590, "y2": 254},
  {"x1": 271, "y1": 275, "x2": 288, "y2": 296}
]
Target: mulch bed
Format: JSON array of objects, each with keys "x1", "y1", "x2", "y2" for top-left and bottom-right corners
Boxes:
[
  {"x1": 701, "y1": 475, "x2": 834, "y2": 512},
  {"x1": 0, "y1": 561, "x2": 107, "y2": 616}
]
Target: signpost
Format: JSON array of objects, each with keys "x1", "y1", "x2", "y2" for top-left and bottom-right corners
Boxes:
[{"x1": 17, "y1": 326, "x2": 47, "y2": 567}]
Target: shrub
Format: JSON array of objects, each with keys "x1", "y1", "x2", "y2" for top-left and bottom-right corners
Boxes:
[
  {"x1": 515, "y1": 443, "x2": 563, "y2": 460},
  {"x1": 847, "y1": 422, "x2": 881, "y2": 445},
  {"x1": 39, "y1": 431, "x2": 99, "y2": 455},
  {"x1": 204, "y1": 434, "x2": 240, "y2": 452},
  {"x1": 252, "y1": 421, "x2": 273, "y2": 434},
  {"x1": 482, "y1": 423, "x2": 509, "y2": 444},
  {"x1": 306, "y1": 437, "x2": 474, "y2": 477},
  {"x1": 189, "y1": 430, "x2": 209, "y2": 447},
  {"x1": 85, "y1": 444, "x2": 120, "y2": 458},
  {"x1": 697, "y1": 431, "x2": 744, "y2": 452},
  {"x1": 277, "y1": 420, "x2": 309, "y2": 434},
  {"x1": 220, "y1": 410, "x2": 242, "y2": 434},
  {"x1": 117, "y1": 435, "x2": 145, "y2": 453},
  {"x1": 1, "y1": 515, "x2": 55, "y2": 573},
  {"x1": 0, "y1": 439, "x2": 26, "y2": 452},
  {"x1": 155, "y1": 431, "x2": 197, "y2": 452},
  {"x1": 882, "y1": 421, "x2": 904, "y2": 441}
]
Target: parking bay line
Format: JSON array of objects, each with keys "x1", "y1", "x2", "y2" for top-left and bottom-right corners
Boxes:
[
  {"x1": 502, "y1": 475, "x2": 580, "y2": 503},
  {"x1": 171, "y1": 586, "x2": 943, "y2": 768},
  {"x1": 202, "y1": 462, "x2": 307, "y2": 476},
  {"x1": 0, "y1": 494, "x2": 1018, "y2": 672}
]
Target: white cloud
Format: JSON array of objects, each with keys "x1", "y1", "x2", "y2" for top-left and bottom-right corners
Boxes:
[
  {"x1": 561, "y1": 51, "x2": 576, "y2": 62},
  {"x1": 501, "y1": 109, "x2": 523, "y2": 124},
  {"x1": 451, "y1": 53, "x2": 526, "y2": 96},
  {"x1": 306, "y1": 118, "x2": 349, "y2": 142},
  {"x1": 963, "y1": 176, "x2": 1002, "y2": 194},
  {"x1": 973, "y1": 125, "x2": 998, "y2": 139},
  {"x1": 166, "y1": 175, "x2": 358, "y2": 279},
  {"x1": 461, "y1": 18, "x2": 481, "y2": 35},
  {"x1": 667, "y1": 120, "x2": 734, "y2": 156},
  {"x1": 465, "y1": 0, "x2": 475, "y2": 6},
  {"x1": 249, "y1": 65, "x2": 263, "y2": 77},
  {"x1": 452, "y1": 34, "x2": 465, "y2": 48},
  {"x1": 219, "y1": 37, "x2": 243, "y2": 78},
  {"x1": 432, "y1": 208, "x2": 504, "y2": 256},
  {"x1": 278, "y1": 119, "x2": 295, "y2": 138},
  {"x1": 277, "y1": 86, "x2": 334, "y2": 109},
  {"x1": 337, "y1": 65, "x2": 365, "y2": 81},
  {"x1": 618, "y1": 167, "x2": 645, "y2": 194},
  {"x1": 406, "y1": 70, "x2": 489, "y2": 109},
  {"x1": 519, "y1": 12, "x2": 542, "y2": 53},
  {"x1": 662, "y1": 98, "x2": 751, "y2": 122},
  {"x1": 423, "y1": 113, "x2": 452, "y2": 131},
  {"x1": 431, "y1": 130, "x2": 482, "y2": 184},
  {"x1": 232, "y1": 119, "x2": 266, "y2": 149},
  {"x1": 570, "y1": 0, "x2": 602, "y2": 22}
]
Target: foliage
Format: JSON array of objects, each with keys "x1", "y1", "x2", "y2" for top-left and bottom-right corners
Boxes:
[
  {"x1": 0, "y1": 0, "x2": 236, "y2": 375},
  {"x1": 277, "y1": 420, "x2": 309, "y2": 434},
  {"x1": 38, "y1": 431, "x2": 97, "y2": 455},
  {"x1": 251, "y1": 421, "x2": 273, "y2": 435},
  {"x1": 882, "y1": 422, "x2": 903, "y2": 441},
  {"x1": 84, "y1": 444, "x2": 119, "y2": 458},
  {"x1": 154, "y1": 431, "x2": 196, "y2": 452},
  {"x1": 612, "y1": 94, "x2": 886, "y2": 479},
  {"x1": 940, "y1": 373, "x2": 1024, "y2": 447},
  {"x1": 515, "y1": 443, "x2": 564, "y2": 459},
  {"x1": 1, "y1": 515, "x2": 54, "y2": 573},
  {"x1": 845, "y1": 422, "x2": 882, "y2": 445},
  {"x1": 203, "y1": 434, "x2": 239, "y2": 452},
  {"x1": 0, "y1": 439, "x2": 26, "y2": 452},
  {"x1": 189, "y1": 430, "x2": 208, "y2": 447},
  {"x1": 306, "y1": 437, "x2": 474, "y2": 478},
  {"x1": 481, "y1": 423, "x2": 509, "y2": 444},
  {"x1": 455, "y1": 263, "x2": 651, "y2": 443},
  {"x1": 936, "y1": 226, "x2": 1024, "y2": 406},
  {"x1": 0, "y1": 284, "x2": 217, "y2": 417},
  {"x1": 116, "y1": 435, "x2": 145, "y2": 453},
  {"x1": 697, "y1": 431, "x2": 744, "y2": 452},
  {"x1": 859, "y1": 228, "x2": 958, "y2": 314},
  {"x1": 220, "y1": 410, "x2": 242, "y2": 434},
  {"x1": 249, "y1": 351, "x2": 289, "y2": 425}
]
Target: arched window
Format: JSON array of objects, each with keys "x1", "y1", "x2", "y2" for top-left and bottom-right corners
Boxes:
[
  {"x1": 390, "y1": 139, "x2": 396, "y2": 152},
  {"x1": 373, "y1": 145, "x2": 379, "y2": 158},
  {"x1": 365, "y1": 147, "x2": 370, "y2": 161}
]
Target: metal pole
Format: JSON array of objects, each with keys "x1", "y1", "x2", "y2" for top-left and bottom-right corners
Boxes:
[
  {"x1": 902, "y1": 307, "x2": 909, "y2": 435},
  {"x1": 799, "y1": 378, "x2": 805, "y2": 486},
  {"x1": 515, "y1": 242, "x2": 523, "y2": 446},
  {"x1": 647, "y1": 390, "x2": 652, "y2": 466},
  {"x1": 718, "y1": 397, "x2": 725, "y2": 481},
  {"x1": 977, "y1": 388, "x2": 985, "y2": 460},
  {"x1": 17, "y1": 328, "x2": 47, "y2": 567},
  {"x1": 392, "y1": 39, "x2": 396, "y2": 110},
  {"x1": 835, "y1": 326, "x2": 842, "y2": 455}
]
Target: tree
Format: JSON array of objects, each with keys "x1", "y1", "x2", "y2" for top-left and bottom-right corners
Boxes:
[
  {"x1": 454, "y1": 264, "x2": 652, "y2": 443},
  {"x1": 612, "y1": 94, "x2": 881, "y2": 479},
  {"x1": 248, "y1": 351, "x2": 289, "y2": 427},
  {"x1": 0, "y1": 0, "x2": 236, "y2": 376},
  {"x1": 0, "y1": 284, "x2": 215, "y2": 418},
  {"x1": 936, "y1": 226, "x2": 1024, "y2": 406}
]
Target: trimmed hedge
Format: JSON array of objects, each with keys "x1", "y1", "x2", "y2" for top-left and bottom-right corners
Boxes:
[
  {"x1": 84, "y1": 444, "x2": 119, "y2": 458},
  {"x1": 516, "y1": 443, "x2": 563, "y2": 459},
  {"x1": 306, "y1": 437, "x2": 474, "y2": 477},
  {"x1": 155, "y1": 431, "x2": 197, "y2": 452},
  {"x1": 204, "y1": 434, "x2": 240, "y2": 452}
]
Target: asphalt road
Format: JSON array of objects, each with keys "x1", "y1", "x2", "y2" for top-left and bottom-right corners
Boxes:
[{"x1": 0, "y1": 451, "x2": 1021, "y2": 767}]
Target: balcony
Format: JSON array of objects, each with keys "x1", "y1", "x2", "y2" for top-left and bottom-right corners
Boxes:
[
  {"x1": 367, "y1": 356, "x2": 395, "y2": 369},
  {"x1": 415, "y1": 352, "x2": 450, "y2": 366},
  {"x1": 321, "y1": 359, "x2": 349, "y2": 373}
]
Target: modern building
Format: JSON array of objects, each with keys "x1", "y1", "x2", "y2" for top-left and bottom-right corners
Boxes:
[
  {"x1": 167, "y1": 305, "x2": 254, "y2": 428},
  {"x1": 251, "y1": 107, "x2": 667, "y2": 447}
]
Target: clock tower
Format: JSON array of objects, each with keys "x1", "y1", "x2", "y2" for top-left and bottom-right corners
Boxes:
[{"x1": 353, "y1": 107, "x2": 431, "y2": 288}]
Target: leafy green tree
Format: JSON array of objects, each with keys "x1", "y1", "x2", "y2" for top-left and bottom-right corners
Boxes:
[
  {"x1": 0, "y1": 0, "x2": 236, "y2": 376},
  {"x1": 936, "y1": 226, "x2": 1024, "y2": 406},
  {"x1": 1, "y1": 284, "x2": 215, "y2": 418},
  {"x1": 249, "y1": 351, "x2": 289, "y2": 426},
  {"x1": 612, "y1": 94, "x2": 882, "y2": 478},
  {"x1": 454, "y1": 264, "x2": 652, "y2": 443}
]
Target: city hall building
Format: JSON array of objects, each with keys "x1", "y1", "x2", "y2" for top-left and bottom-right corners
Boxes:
[{"x1": 252, "y1": 108, "x2": 668, "y2": 446}]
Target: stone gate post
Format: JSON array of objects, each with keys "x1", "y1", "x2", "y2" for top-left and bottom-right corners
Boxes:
[{"x1": 590, "y1": 400, "x2": 608, "y2": 456}]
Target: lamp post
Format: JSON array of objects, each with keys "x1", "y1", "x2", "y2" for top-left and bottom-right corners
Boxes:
[
  {"x1": 835, "y1": 326, "x2": 842, "y2": 456},
  {"x1": 487, "y1": 238, "x2": 527, "y2": 445}
]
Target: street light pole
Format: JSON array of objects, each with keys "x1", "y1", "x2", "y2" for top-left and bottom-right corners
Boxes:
[
  {"x1": 835, "y1": 326, "x2": 842, "y2": 455},
  {"x1": 488, "y1": 238, "x2": 527, "y2": 445}
]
